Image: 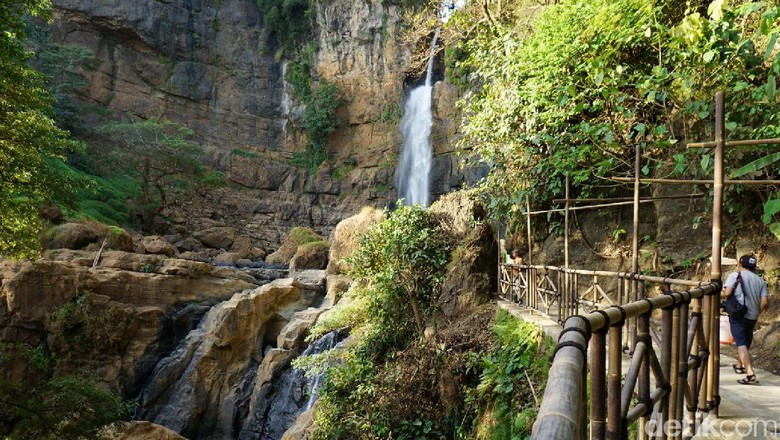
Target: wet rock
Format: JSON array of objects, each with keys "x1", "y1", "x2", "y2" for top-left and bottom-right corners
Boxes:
[
  {"x1": 174, "y1": 237, "x2": 203, "y2": 252},
  {"x1": 137, "y1": 279, "x2": 323, "y2": 439}
]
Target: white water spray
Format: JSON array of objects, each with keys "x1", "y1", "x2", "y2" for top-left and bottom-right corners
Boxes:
[{"x1": 396, "y1": 29, "x2": 441, "y2": 207}]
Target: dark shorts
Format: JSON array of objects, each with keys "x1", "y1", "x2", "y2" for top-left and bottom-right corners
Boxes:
[{"x1": 729, "y1": 315, "x2": 757, "y2": 348}]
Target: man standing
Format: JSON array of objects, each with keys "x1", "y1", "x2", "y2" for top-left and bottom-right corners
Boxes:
[{"x1": 723, "y1": 254, "x2": 769, "y2": 385}]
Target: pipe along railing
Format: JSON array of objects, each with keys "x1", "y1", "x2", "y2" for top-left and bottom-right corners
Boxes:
[{"x1": 528, "y1": 281, "x2": 720, "y2": 440}]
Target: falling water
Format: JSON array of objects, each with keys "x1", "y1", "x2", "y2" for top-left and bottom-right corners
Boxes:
[
  {"x1": 303, "y1": 331, "x2": 341, "y2": 410},
  {"x1": 396, "y1": 29, "x2": 441, "y2": 207}
]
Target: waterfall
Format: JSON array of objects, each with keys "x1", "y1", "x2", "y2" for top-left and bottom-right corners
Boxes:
[
  {"x1": 396, "y1": 29, "x2": 441, "y2": 207},
  {"x1": 302, "y1": 331, "x2": 341, "y2": 410}
]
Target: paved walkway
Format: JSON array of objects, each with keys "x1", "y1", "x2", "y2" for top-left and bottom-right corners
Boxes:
[
  {"x1": 693, "y1": 353, "x2": 780, "y2": 439},
  {"x1": 499, "y1": 301, "x2": 780, "y2": 439}
]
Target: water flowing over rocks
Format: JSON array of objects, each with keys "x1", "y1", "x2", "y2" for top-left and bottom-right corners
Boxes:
[
  {"x1": 0, "y1": 250, "x2": 257, "y2": 397},
  {"x1": 135, "y1": 271, "x2": 339, "y2": 440},
  {"x1": 47, "y1": 0, "x2": 482, "y2": 252}
]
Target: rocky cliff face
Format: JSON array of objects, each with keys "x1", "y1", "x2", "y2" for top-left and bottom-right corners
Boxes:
[
  {"x1": 51, "y1": 0, "x2": 284, "y2": 150},
  {"x1": 0, "y1": 250, "x2": 257, "y2": 396},
  {"x1": 49, "y1": 0, "x2": 476, "y2": 250}
]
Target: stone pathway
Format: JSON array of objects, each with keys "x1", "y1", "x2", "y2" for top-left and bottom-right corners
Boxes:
[{"x1": 499, "y1": 300, "x2": 780, "y2": 439}]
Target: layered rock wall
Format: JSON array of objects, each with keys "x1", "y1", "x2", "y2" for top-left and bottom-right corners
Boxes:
[{"x1": 49, "y1": 0, "x2": 477, "y2": 250}]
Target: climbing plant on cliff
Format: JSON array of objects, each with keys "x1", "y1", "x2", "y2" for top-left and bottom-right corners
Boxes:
[
  {"x1": 0, "y1": 0, "x2": 84, "y2": 259},
  {"x1": 452, "y1": 0, "x2": 780, "y2": 237}
]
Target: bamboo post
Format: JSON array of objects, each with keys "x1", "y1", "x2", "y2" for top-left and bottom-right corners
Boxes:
[
  {"x1": 527, "y1": 193, "x2": 535, "y2": 310},
  {"x1": 629, "y1": 144, "x2": 641, "y2": 349},
  {"x1": 709, "y1": 91, "x2": 725, "y2": 417},
  {"x1": 676, "y1": 301, "x2": 690, "y2": 438},
  {"x1": 590, "y1": 329, "x2": 607, "y2": 440},
  {"x1": 638, "y1": 312, "x2": 651, "y2": 439},
  {"x1": 607, "y1": 325, "x2": 624, "y2": 439},
  {"x1": 659, "y1": 287, "x2": 674, "y2": 440},
  {"x1": 669, "y1": 303, "x2": 681, "y2": 440},
  {"x1": 565, "y1": 175, "x2": 571, "y2": 317}
]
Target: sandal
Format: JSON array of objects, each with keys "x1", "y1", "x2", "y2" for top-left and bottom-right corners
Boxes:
[
  {"x1": 737, "y1": 374, "x2": 759, "y2": 385},
  {"x1": 732, "y1": 364, "x2": 746, "y2": 374}
]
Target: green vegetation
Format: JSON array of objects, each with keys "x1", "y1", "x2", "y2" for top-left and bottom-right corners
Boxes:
[
  {"x1": 256, "y1": 0, "x2": 313, "y2": 52},
  {"x1": 348, "y1": 205, "x2": 452, "y2": 338},
  {"x1": 0, "y1": 341, "x2": 133, "y2": 439},
  {"x1": 450, "y1": 0, "x2": 780, "y2": 238},
  {"x1": 380, "y1": 101, "x2": 402, "y2": 123},
  {"x1": 289, "y1": 226, "x2": 326, "y2": 246},
  {"x1": 230, "y1": 148, "x2": 259, "y2": 158},
  {"x1": 291, "y1": 79, "x2": 342, "y2": 173},
  {"x1": 0, "y1": 1, "x2": 84, "y2": 259},
  {"x1": 470, "y1": 310, "x2": 554, "y2": 439},
  {"x1": 96, "y1": 118, "x2": 204, "y2": 231},
  {"x1": 27, "y1": 21, "x2": 98, "y2": 130}
]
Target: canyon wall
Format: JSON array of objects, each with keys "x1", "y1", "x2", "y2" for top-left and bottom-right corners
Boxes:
[{"x1": 50, "y1": 0, "x2": 475, "y2": 251}]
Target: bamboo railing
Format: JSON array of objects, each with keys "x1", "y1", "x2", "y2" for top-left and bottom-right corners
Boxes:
[
  {"x1": 530, "y1": 281, "x2": 719, "y2": 440},
  {"x1": 502, "y1": 91, "x2": 777, "y2": 438}
]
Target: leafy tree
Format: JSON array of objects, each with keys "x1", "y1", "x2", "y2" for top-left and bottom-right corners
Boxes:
[
  {"x1": 348, "y1": 205, "x2": 452, "y2": 339},
  {"x1": 0, "y1": 0, "x2": 84, "y2": 259},
  {"x1": 0, "y1": 343, "x2": 133, "y2": 439},
  {"x1": 451, "y1": 0, "x2": 780, "y2": 237},
  {"x1": 96, "y1": 118, "x2": 204, "y2": 231}
]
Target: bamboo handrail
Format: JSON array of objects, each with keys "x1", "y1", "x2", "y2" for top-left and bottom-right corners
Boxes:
[
  {"x1": 501, "y1": 263, "x2": 710, "y2": 287},
  {"x1": 687, "y1": 137, "x2": 780, "y2": 148},
  {"x1": 611, "y1": 177, "x2": 780, "y2": 185},
  {"x1": 532, "y1": 283, "x2": 718, "y2": 439},
  {"x1": 551, "y1": 193, "x2": 705, "y2": 203}
]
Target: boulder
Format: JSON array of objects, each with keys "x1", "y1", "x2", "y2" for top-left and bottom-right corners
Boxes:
[
  {"x1": 212, "y1": 251, "x2": 242, "y2": 266},
  {"x1": 281, "y1": 404, "x2": 318, "y2": 440},
  {"x1": 324, "y1": 275, "x2": 351, "y2": 308},
  {"x1": 0, "y1": 253, "x2": 256, "y2": 395},
  {"x1": 326, "y1": 207, "x2": 384, "y2": 274},
  {"x1": 429, "y1": 190, "x2": 487, "y2": 241},
  {"x1": 42, "y1": 222, "x2": 135, "y2": 252},
  {"x1": 267, "y1": 227, "x2": 326, "y2": 265},
  {"x1": 193, "y1": 227, "x2": 237, "y2": 250},
  {"x1": 437, "y1": 222, "x2": 498, "y2": 320},
  {"x1": 142, "y1": 236, "x2": 176, "y2": 257},
  {"x1": 289, "y1": 242, "x2": 329, "y2": 272},
  {"x1": 106, "y1": 421, "x2": 186, "y2": 440},
  {"x1": 137, "y1": 278, "x2": 323, "y2": 439},
  {"x1": 174, "y1": 237, "x2": 203, "y2": 252},
  {"x1": 42, "y1": 222, "x2": 100, "y2": 250},
  {"x1": 40, "y1": 202, "x2": 63, "y2": 223},
  {"x1": 277, "y1": 308, "x2": 326, "y2": 350},
  {"x1": 231, "y1": 235, "x2": 266, "y2": 260}
]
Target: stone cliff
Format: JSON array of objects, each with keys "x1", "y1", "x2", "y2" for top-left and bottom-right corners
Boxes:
[{"x1": 50, "y1": 0, "x2": 476, "y2": 250}]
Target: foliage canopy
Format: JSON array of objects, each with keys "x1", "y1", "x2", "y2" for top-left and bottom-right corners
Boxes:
[
  {"x1": 450, "y1": 0, "x2": 780, "y2": 238},
  {"x1": 0, "y1": 0, "x2": 84, "y2": 259}
]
